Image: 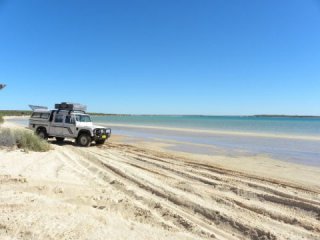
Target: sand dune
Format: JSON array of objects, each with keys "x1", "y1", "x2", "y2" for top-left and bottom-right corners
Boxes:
[{"x1": 1, "y1": 134, "x2": 319, "y2": 239}]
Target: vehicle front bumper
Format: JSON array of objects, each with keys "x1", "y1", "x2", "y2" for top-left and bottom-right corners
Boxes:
[{"x1": 93, "y1": 128, "x2": 112, "y2": 140}]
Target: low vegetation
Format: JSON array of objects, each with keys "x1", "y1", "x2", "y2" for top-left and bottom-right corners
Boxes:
[
  {"x1": 0, "y1": 115, "x2": 3, "y2": 124},
  {"x1": 0, "y1": 110, "x2": 32, "y2": 116},
  {"x1": 0, "y1": 128, "x2": 50, "y2": 152}
]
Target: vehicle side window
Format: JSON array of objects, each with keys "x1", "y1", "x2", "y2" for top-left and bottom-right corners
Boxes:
[
  {"x1": 65, "y1": 115, "x2": 74, "y2": 124},
  {"x1": 32, "y1": 112, "x2": 50, "y2": 119},
  {"x1": 75, "y1": 115, "x2": 91, "y2": 122},
  {"x1": 41, "y1": 113, "x2": 49, "y2": 119},
  {"x1": 54, "y1": 114, "x2": 63, "y2": 123},
  {"x1": 32, "y1": 112, "x2": 41, "y2": 118}
]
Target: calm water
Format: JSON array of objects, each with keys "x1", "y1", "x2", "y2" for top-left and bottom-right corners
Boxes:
[{"x1": 92, "y1": 115, "x2": 320, "y2": 137}]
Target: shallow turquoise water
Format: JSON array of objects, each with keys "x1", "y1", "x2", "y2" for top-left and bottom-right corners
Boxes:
[{"x1": 92, "y1": 115, "x2": 320, "y2": 137}]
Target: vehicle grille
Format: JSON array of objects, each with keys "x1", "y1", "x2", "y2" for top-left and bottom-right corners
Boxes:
[{"x1": 94, "y1": 128, "x2": 106, "y2": 136}]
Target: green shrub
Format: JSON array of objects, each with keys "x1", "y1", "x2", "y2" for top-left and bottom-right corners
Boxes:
[
  {"x1": 0, "y1": 128, "x2": 50, "y2": 152},
  {"x1": 0, "y1": 115, "x2": 3, "y2": 124}
]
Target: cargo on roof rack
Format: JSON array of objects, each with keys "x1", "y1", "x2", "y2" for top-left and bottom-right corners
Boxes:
[{"x1": 54, "y1": 102, "x2": 87, "y2": 112}]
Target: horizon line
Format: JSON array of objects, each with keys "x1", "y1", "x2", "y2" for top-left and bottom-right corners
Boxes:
[{"x1": 0, "y1": 110, "x2": 320, "y2": 118}]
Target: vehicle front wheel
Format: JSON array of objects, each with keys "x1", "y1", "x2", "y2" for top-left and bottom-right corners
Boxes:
[
  {"x1": 36, "y1": 128, "x2": 48, "y2": 140},
  {"x1": 95, "y1": 139, "x2": 106, "y2": 145},
  {"x1": 56, "y1": 137, "x2": 65, "y2": 142},
  {"x1": 77, "y1": 133, "x2": 91, "y2": 147}
]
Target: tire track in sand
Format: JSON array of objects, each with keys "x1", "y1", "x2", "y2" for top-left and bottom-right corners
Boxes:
[{"x1": 62, "y1": 143, "x2": 319, "y2": 240}]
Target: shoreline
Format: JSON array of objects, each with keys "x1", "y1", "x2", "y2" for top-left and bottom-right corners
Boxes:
[
  {"x1": 4, "y1": 116, "x2": 320, "y2": 167},
  {"x1": 112, "y1": 134, "x2": 320, "y2": 191},
  {"x1": 97, "y1": 122, "x2": 320, "y2": 141}
]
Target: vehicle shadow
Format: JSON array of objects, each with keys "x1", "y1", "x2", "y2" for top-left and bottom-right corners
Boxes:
[
  {"x1": 49, "y1": 139, "x2": 102, "y2": 147},
  {"x1": 49, "y1": 140, "x2": 75, "y2": 146}
]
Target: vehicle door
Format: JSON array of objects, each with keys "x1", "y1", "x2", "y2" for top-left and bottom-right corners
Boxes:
[
  {"x1": 51, "y1": 113, "x2": 64, "y2": 136},
  {"x1": 63, "y1": 114, "x2": 76, "y2": 137}
]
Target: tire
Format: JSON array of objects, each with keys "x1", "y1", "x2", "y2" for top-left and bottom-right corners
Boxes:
[
  {"x1": 77, "y1": 133, "x2": 91, "y2": 147},
  {"x1": 36, "y1": 128, "x2": 48, "y2": 140},
  {"x1": 95, "y1": 139, "x2": 106, "y2": 145},
  {"x1": 55, "y1": 137, "x2": 65, "y2": 142}
]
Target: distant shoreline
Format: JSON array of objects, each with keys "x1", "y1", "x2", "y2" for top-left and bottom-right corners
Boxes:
[
  {"x1": 253, "y1": 115, "x2": 320, "y2": 118},
  {"x1": 1, "y1": 110, "x2": 319, "y2": 118}
]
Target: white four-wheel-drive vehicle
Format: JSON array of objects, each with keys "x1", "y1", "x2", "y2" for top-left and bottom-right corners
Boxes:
[{"x1": 28, "y1": 102, "x2": 111, "y2": 147}]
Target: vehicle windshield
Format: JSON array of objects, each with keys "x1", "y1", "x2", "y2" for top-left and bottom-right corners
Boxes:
[{"x1": 75, "y1": 114, "x2": 92, "y2": 122}]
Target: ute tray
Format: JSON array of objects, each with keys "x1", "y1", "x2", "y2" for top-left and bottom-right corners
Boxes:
[{"x1": 55, "y1": 102, "x2": 87, "y2": 112}]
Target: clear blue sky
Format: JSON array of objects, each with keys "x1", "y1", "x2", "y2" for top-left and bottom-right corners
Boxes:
[{"x1": 0, "y1": 0, "x2": 319, "y2": 115}]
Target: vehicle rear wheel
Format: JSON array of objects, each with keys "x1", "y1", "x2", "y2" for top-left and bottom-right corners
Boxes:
[
  {"x1": 55, "y1": 137, "x2": 65, "y2": 142},
  {"x1": 36, "y1": 128, "x2": 48, "y2": 140},
  {"x1": 77, "y1": 133, "x2": 91, "y2": 147},
  {"x1": 95, "y1": 139, "x2": 106, "y2": 145}
]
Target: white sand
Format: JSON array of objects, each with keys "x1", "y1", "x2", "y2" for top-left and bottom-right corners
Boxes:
[{"x1": 0, "y1": 120, "x2": 319, "y2": 240}]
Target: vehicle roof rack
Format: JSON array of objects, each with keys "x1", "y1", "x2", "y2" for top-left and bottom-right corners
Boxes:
[{"x1": 54, "y1": 102, "x2": 87, "y2": 113}]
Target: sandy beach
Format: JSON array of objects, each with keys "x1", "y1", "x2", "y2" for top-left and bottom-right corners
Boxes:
[{"x1": 0, "y1": 119, "x2": 320, "y2": 240}]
